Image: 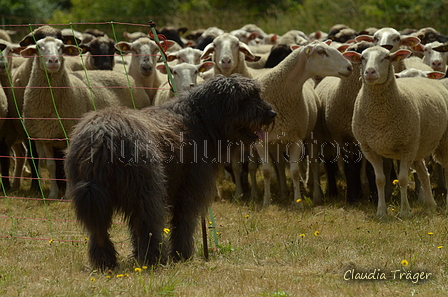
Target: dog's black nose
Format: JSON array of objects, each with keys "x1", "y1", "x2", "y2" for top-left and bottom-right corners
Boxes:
[{"x1": 268, "y1": 110, "x2": 277, "y2": 119}]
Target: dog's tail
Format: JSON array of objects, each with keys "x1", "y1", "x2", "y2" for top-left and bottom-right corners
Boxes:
[{"x1": 70, "y1": 180, "x2": 113, "y2": 234}]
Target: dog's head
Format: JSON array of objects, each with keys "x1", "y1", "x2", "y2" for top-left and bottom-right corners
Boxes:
[{"x1": 187, "y1": 74, "x2": 276, "y2": 145}]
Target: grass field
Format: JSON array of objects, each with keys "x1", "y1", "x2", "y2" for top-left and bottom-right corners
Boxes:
[{"x1": 1, "y1": 173, "x2": 447, "y2": 297}]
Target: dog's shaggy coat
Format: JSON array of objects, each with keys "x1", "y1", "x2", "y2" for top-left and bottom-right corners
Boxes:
[{"x1": 65, "y1": 74, "x2": 276, "y2": 270}]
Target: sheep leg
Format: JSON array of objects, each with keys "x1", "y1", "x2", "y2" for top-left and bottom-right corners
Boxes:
[
  {"x1": 288, "y1": 143, "x2": 304, "y2": 208},
  {"x1": 36, "y1": 143, "x2": 59, "y2": 199},
  {"x1": 0, "y1": 138, "x2": 11, "y2": 190},
  {"x1": 255, "y1": 143, "x2": 272, "y2": 206},
  {"x1": 362, "y1": 149, "x2": 386, "y2": 217},
  {"x1": 10, "y1": 143, "x2": 27, "y2": 191},
  {"x1": 248, "y1": 154, "x2": 260, "y2": 202},
  {"x1": 412, "y1": 159, "x2": 437, "y2": 211},
  {"x1": 273, "y1": 149, "x2": 288, "y2": 202},
  {"x1": 230, "y1": 150, "x2": 245, "y2": 200},
  {"x1": 397, "y1": 158, "x2": 412, "y2": 217}
]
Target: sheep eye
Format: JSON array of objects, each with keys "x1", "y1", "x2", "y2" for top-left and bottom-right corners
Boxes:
[{"x1": 172, "y1": 70, "x2": 177, "y2": 75}]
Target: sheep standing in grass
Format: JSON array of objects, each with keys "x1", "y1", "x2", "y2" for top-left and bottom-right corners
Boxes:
[
  {"x1": 343, "y1": 46, "x2": 448, "y2": 217},
  {"x1": 0, "y1": 40, "x2": 29, "y2": 191},
  {"x1": 115, "y1": 37, "x2": 164, "y2": 105},
  {"x1": 315, "y1": 41, "x2": 374, "y2": 203},
  {"x1": 200, "y1": 33, "x2": 261, "y2": 199},
  {"x1": 21, "y1": 37, "x2": 150, "y2": 199},
  {"x1": 253, "y1": 41, "x2": 353, "y2": 207}
]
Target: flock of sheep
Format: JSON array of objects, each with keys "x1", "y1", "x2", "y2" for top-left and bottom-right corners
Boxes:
[{"x1": 1, "y1": 23, "x2": 448, "y2": 217}]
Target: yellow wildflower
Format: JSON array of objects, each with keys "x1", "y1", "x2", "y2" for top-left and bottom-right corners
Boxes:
[
  {"x1": 314, "y1": 230, "x2": 320, "y2": 236},
  {"x1": 134, "y1": 268, "x2": 142, "y2": 272},
  {"x1": 299, "y1": 234, "x2": 306, "y2": 238},
  {"x1": 393, "y1": 179, "x2": 399, "y2": 185},
  {"x1": 163, "y1": 228, "x2": 170, "y2": 234},
  {"x1": 48, "y1": 239, "x2": 54, "y2": 244},
  {"x1": 438, "y1": 246, "x2": 443, "y2": 249},
  {"x1": 142, "y1": 266, "x2": 148, "y2": 270},
  {"x1": 90, "y1": 277, "x2": 96, "y2": 282},
  {"x1": 427, "y1": 232, "x2": 434, "y2": 235},
  {"x1": 105, "y1": 275, "x2": 111, "y2": 279},
  {"x1": 245, "y1": 214, "x2": 250, "y2": 218},
  {"x1": 296, "y1": 199, "x2": 302, "y2": 203},
  {"x1": 401, "y1": 259, "x2": 409, "y2": 267},
  {"x1": 116, "y1": 274, "x2": 124, "y2": 278}
]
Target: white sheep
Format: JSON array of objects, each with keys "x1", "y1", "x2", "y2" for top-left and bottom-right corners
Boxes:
[
  {"x1": 252, "y1": 40, "x2": 353, "y2": 207},
  {"x1": 356, "y1": 27, "x2": 423, "y2": 72},
  {"x1": 21, "y1": 36, "x2": 150, "y2": 199},
  {"x1": 200, "y1": 33, "x2": 260, "y2": 78},
  {"x1": 200, "y1": 33, "x2": 262, "y2": 198},
  {"x1": 277, "y1": 30, "x2": 311, "y2": 46},
  {"x1": 411, "y1": 41, "x2": 448, "y2": 72},
  {"x1": 395, "y1": 68, "x2": 445, "y2": 79},
  {"x1": 166, "y1": 47, "x2": 204, "y2": 65},
  {"x1": 115, "y1": 37, "x2": 165, "y2": 104},
  {"x1": 153, "y1": 61, "x2": 214, "y2": 106},
  {"x1": 343, "y1": 46, "x2": 448, "y2": 217},
  {"x1": 0, "y1": 40, "x2": 30, "y2": 191},
  {"x1": 315, "y1": 41, "x2": 374, "y2": 203}
]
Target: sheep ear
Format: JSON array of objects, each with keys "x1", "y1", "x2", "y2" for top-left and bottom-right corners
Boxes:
[
  {"x1": 337, "y1": 44, "x2": 350, "y2": 53},
  {"x1": 304, "y1": 44, "x2": 315, "y2": 55},
  {"x1": 426, "y1": 71, "x2": 445, "y2": 79},
  {"x1": 115, "y1": 41, "x2": 132, "y2": 53},
  {"x1": 433, "y1": 44, "x2": 448, "y2": 53},
  {"x1": 201, "y1": 43, "x2": 215, "y2": 59},
  {"x1": 245, "y1": 55, "x2": 261, "y2": 62},
  {"x1": 20, "y1": 46, "x2": 37, "y2": 58},
  {"x1": 355, "y1": 35, "x2": 374, "y2": 43},
  {"x1": 78, "y1": 44, "x2": 90, "y2": 54},
  {"x1": 62, "y1": 35, "x2": 81, "y2": 45},
  {"x1": 390, "y1": 49, "x2": 412, "y2": 62},
  {"x1": 400, "y1": 36, "x2": 420, "y2": 47},
  {"x1": 10, "y1": 45, "x2": 25, "y2": 55},
  {"x1": 198, "y1": 61, "x2": 215, "y2": 72},
  {"x1": 239, "y1": 42, "x2": 256, "y2": 60},
  {"x1": 290, "y1": 45, "x2": 300, "y2": 51},
  {"x1": 63, "y1": 45, "x2": 81, "y2": 56},
  {"x1": 162, "y1": 40, "x2": 177, "y2": 50},
  {"x1": 19, "y1": 35, "x2": 35, "y2": 47},
  {"x1": 166, "y1": 53, "x2": 178, "y2": 62},
  {"x1": 324, "y1": 40, "x2": 332, "y2": 46},
  {"x1": 410, "y1": 43, "x2": 424, "y2": 53},
  {"x1": 156, "y1": 64, "x2": 169, "y2": 75},
  {"x1": 342, "y1": 51, "x2": 362, "y2": 63}
]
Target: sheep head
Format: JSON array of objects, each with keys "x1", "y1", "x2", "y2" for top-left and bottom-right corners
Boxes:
[
  {"x1": 343, "y1": 46, "x2": 412, "y2": 85},
  {"x1": 200, "y1": 33, "x2": 259, "y2": 76},
  {"x1": 20, "y1": 36, "x2": 80, "y2": 73}
]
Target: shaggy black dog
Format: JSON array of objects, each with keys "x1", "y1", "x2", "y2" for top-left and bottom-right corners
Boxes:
[{"x1": 64, "y1": 74, "x2": 276, "y2": 270}]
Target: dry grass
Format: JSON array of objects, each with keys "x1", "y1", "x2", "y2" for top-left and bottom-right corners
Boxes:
[{"x1": 1, "y1": 172, "x2": 448, "y2": 297}]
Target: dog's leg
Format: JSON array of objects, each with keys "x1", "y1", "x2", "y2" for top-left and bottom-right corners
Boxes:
[
  {"x1": 170, "y1": 202, "x2": 199, "y2": 261},
  {"x1": 128, "y1": 207, "x2": 164, "y2": 267},
  {"x1": 72, "y1": 180, "x2": 117, "y2": 270}
]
